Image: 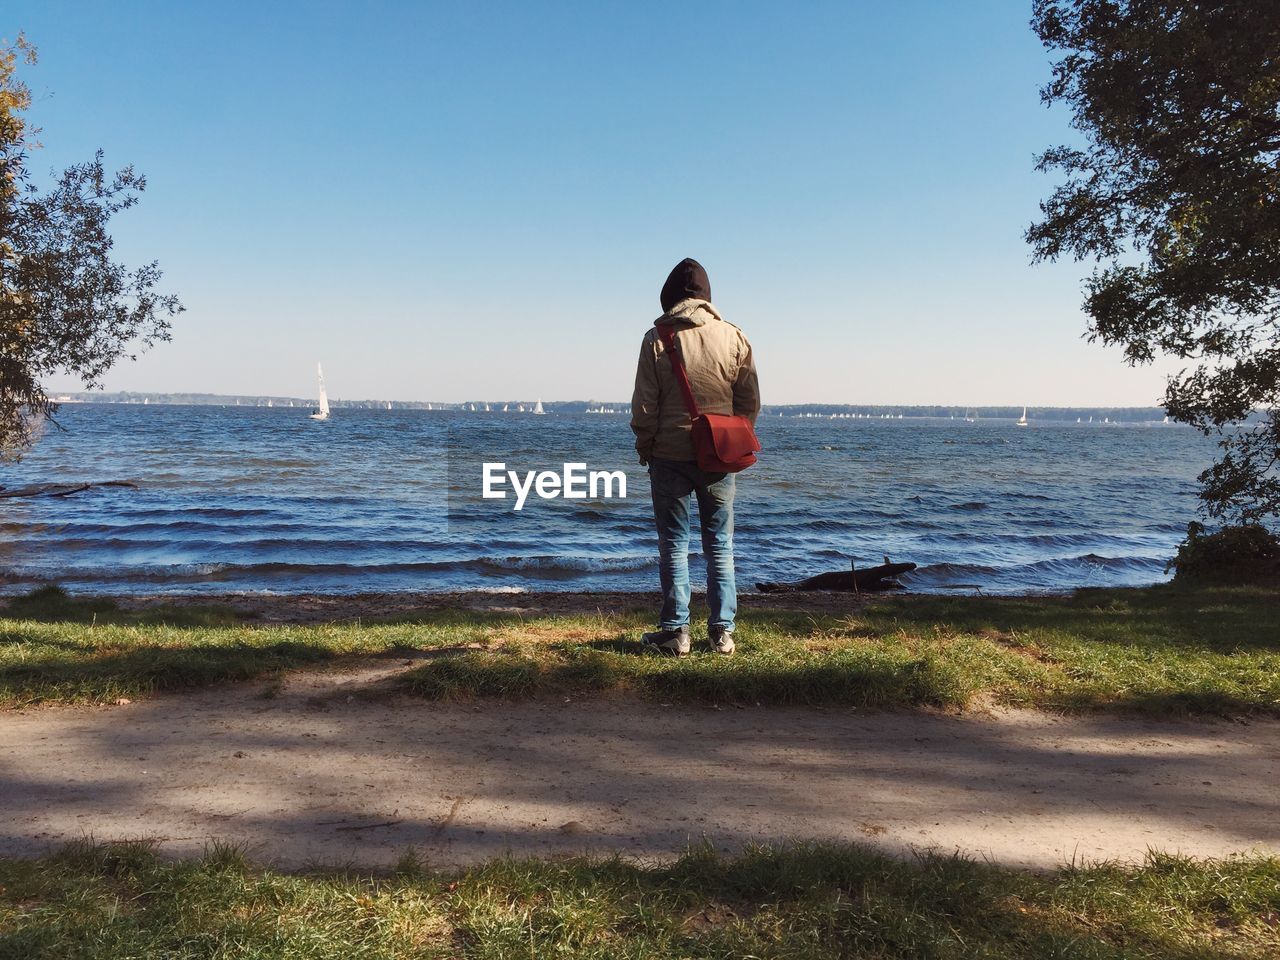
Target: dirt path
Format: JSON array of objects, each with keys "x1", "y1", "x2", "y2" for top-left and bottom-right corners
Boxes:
[{"x1": 2, "y1": 660, "x2": 1277, "y2": 871}]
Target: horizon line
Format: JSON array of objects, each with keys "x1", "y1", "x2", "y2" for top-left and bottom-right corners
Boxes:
[{"x1": 49, "y1": 391, "x2": 1172, "y2": 412}]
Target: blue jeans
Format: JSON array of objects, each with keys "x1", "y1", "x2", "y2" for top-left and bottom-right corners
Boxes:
[{"x1": 648, "y1": 458, "x2": 737, "y2": 632}]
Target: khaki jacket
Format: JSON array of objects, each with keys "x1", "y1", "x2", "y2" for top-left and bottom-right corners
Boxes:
[{"x1": 630, "y1": 298, "x2": 760, "y2": 463}]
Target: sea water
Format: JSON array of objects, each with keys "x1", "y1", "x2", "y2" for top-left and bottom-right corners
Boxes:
[{"x1": 0, "y1": 405, "x2": 1216, "y2": 596}]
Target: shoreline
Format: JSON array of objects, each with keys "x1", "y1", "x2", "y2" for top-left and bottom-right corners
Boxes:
[
  {"x1": 103, "y1": 587, "x2": 885, "y2": 623},
  {"x1": 1, "y1": 579, "x2": 1192, "y2": 625}
]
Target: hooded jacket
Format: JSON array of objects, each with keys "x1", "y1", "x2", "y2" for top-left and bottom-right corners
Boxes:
[{"x1": 630, "y1": 297, "x2": 760, "y2": 464}]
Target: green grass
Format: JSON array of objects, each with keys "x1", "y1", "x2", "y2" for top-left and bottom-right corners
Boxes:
[
  {"x1": 1, "y1": 840, "x2": 1276, "y2": 959},
  {"x1": 2, "y1": 583, "x2": 1277, "y2": 716},
  {"x1": 399, "y1": 582, "x2": 1280, "y2": 715},
  {"x1": 0, "y1": 585, "x2": 245, "y2": 627}
]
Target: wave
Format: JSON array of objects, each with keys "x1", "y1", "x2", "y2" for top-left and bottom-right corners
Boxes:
[
  {"x1": 114, "y1": 505, "x2": 279, "y2": 519},
  {"x1": 2, "y1": 408, "x2": 1213, "y2": 596},
  {"x1": 916, "y1": 530, "x2": 1167, "y2": 551},
  {"x1": 11, "y1": 536, "x2": 463, "y2": 554},
  {"x1": 474, "y1": 554, "x2": 652, "y2": 577},
  {"x1": 0, "y1": 553, "x2": 654, "y2": 588},
  {"x1": 904, "y1": 553, "x2": 1167, "y2": 593}
]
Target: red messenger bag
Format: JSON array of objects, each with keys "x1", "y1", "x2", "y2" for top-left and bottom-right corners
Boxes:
[{"x1": 658, "y1": 325, "x2": 761, "y2": 473}]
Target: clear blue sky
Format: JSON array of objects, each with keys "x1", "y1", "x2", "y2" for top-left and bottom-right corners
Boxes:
[{"x1": 14, "y1": 1, "x2": 1174, "y2": 405}]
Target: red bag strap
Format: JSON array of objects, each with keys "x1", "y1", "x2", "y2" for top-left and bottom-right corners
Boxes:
[{"x1": 657, "y1": 325, "x2": 701, "y2": 419}]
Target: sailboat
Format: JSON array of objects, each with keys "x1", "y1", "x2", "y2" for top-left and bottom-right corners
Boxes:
[
  {"x1": 309, "y1": 363, "x2": 330, "y2": 420},
  {"x1": 1016, "y1": 406, "x2": 1028, "y2": 427},
  {"x1": 533, "y1": 398, "x2": 546, "y2": 415}
]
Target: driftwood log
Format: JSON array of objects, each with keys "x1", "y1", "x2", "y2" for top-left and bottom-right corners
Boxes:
[
  {"x1": 0, "y1": 480, "x2": 138, "y2": 500},
  {"x1": 757, "y1": 556, "x2": 917, "y2": 593}
]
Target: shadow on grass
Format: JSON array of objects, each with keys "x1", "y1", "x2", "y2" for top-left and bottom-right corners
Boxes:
[
  {"x1": 1059, "y1": 688, "x2": 1275, "y2": 716},
  {"x1": 583, "y1": 636, "x2": 646, "y2": 655},
  {"x1": 361, "y1": 604, "x2": 655, "y2": 628},
  {"x1": 2, "y1": 839, "x2": 1276, "y2": 958},
  {"x1": 1, "y1": 586, "x2": 242, "y2": 628},
  {"x1": 0, "y1": 639, "x2": 335, "y2": 705},
  {"x1": 402, "y1": 645, "x2": 976, "y2": 708},
  {"x1": 861, "y1": 583, "x2": 1279, "y2": 652},
  {"x1": 395, "y1": 591, "x2": 1280, "y2": 716},
  {"x1": 3, "y1": 584, "x2": 1277, "y2": 715}
]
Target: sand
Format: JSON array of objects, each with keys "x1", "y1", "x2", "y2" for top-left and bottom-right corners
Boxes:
[{"x1": 2, "y1": 655, "x2": 1276, "y2": 871}]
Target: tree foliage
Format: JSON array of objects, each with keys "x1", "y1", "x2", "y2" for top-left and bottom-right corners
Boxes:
[
  {"x1": 1170, "y1": 519, "x2": 1280, "y2": 580},
  {"x1": 1028, "y1": 0, "x2": 1280, "y2": 523},
  {"x1": 0, "y1": 35, "x2": 181, "y2": 457}
]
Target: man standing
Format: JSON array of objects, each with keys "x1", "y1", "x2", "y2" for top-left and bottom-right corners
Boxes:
[{"x1": 630, "y1": 258, "x2": 760, "y2": 656}]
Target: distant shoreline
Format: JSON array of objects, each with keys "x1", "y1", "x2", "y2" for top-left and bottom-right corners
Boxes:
[{"x1": 47, "y1": 393, "x2": 1189, "y2": 423}]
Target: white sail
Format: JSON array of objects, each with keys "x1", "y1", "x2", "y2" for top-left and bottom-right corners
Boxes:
[
  {"x1": 310, "y1": 363, "x2": 330, "y2": 420},
  {"x1": 1016, "y1": 406, "x2": 1028, "y2": 426},
  {"x1": 533, "y1": 398, "x2": 545, "y2": 415}
]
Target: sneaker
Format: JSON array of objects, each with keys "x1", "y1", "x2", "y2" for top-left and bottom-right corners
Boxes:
[
  {"x1": 709, "y1": 626, "x2": 735, "y2": 656},
  {"x1": 641, "y1": 625, "x2": 691, "y2": 657}
]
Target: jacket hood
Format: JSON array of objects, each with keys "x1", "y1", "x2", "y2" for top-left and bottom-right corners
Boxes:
[
  {"x1": 659, "y1": 258, "x2": 711, "y2": 313},
  {"x1": 655, "y1": 298, "x2": 722, "y2": 328}
]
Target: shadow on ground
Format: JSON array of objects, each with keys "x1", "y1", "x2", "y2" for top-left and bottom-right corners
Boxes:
[{"x1": 0, "y1": 670, "x2": 1277, "y2": 872}]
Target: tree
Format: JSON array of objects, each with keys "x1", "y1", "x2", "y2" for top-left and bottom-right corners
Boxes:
[
  {"x1": 1028, "y1": 0, "x2": 1280, "y2": 523},
  {"x1": 1, "y1": 35, "x2": 181, "y2": 458}
]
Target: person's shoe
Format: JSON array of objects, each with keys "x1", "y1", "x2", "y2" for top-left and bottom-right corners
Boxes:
[
  {"x1": 709, "y1": 626, "x2": 735, "y2": 656},
  {"x1": 641, "y1": 625, "x2": 691, "y2": 657}
]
